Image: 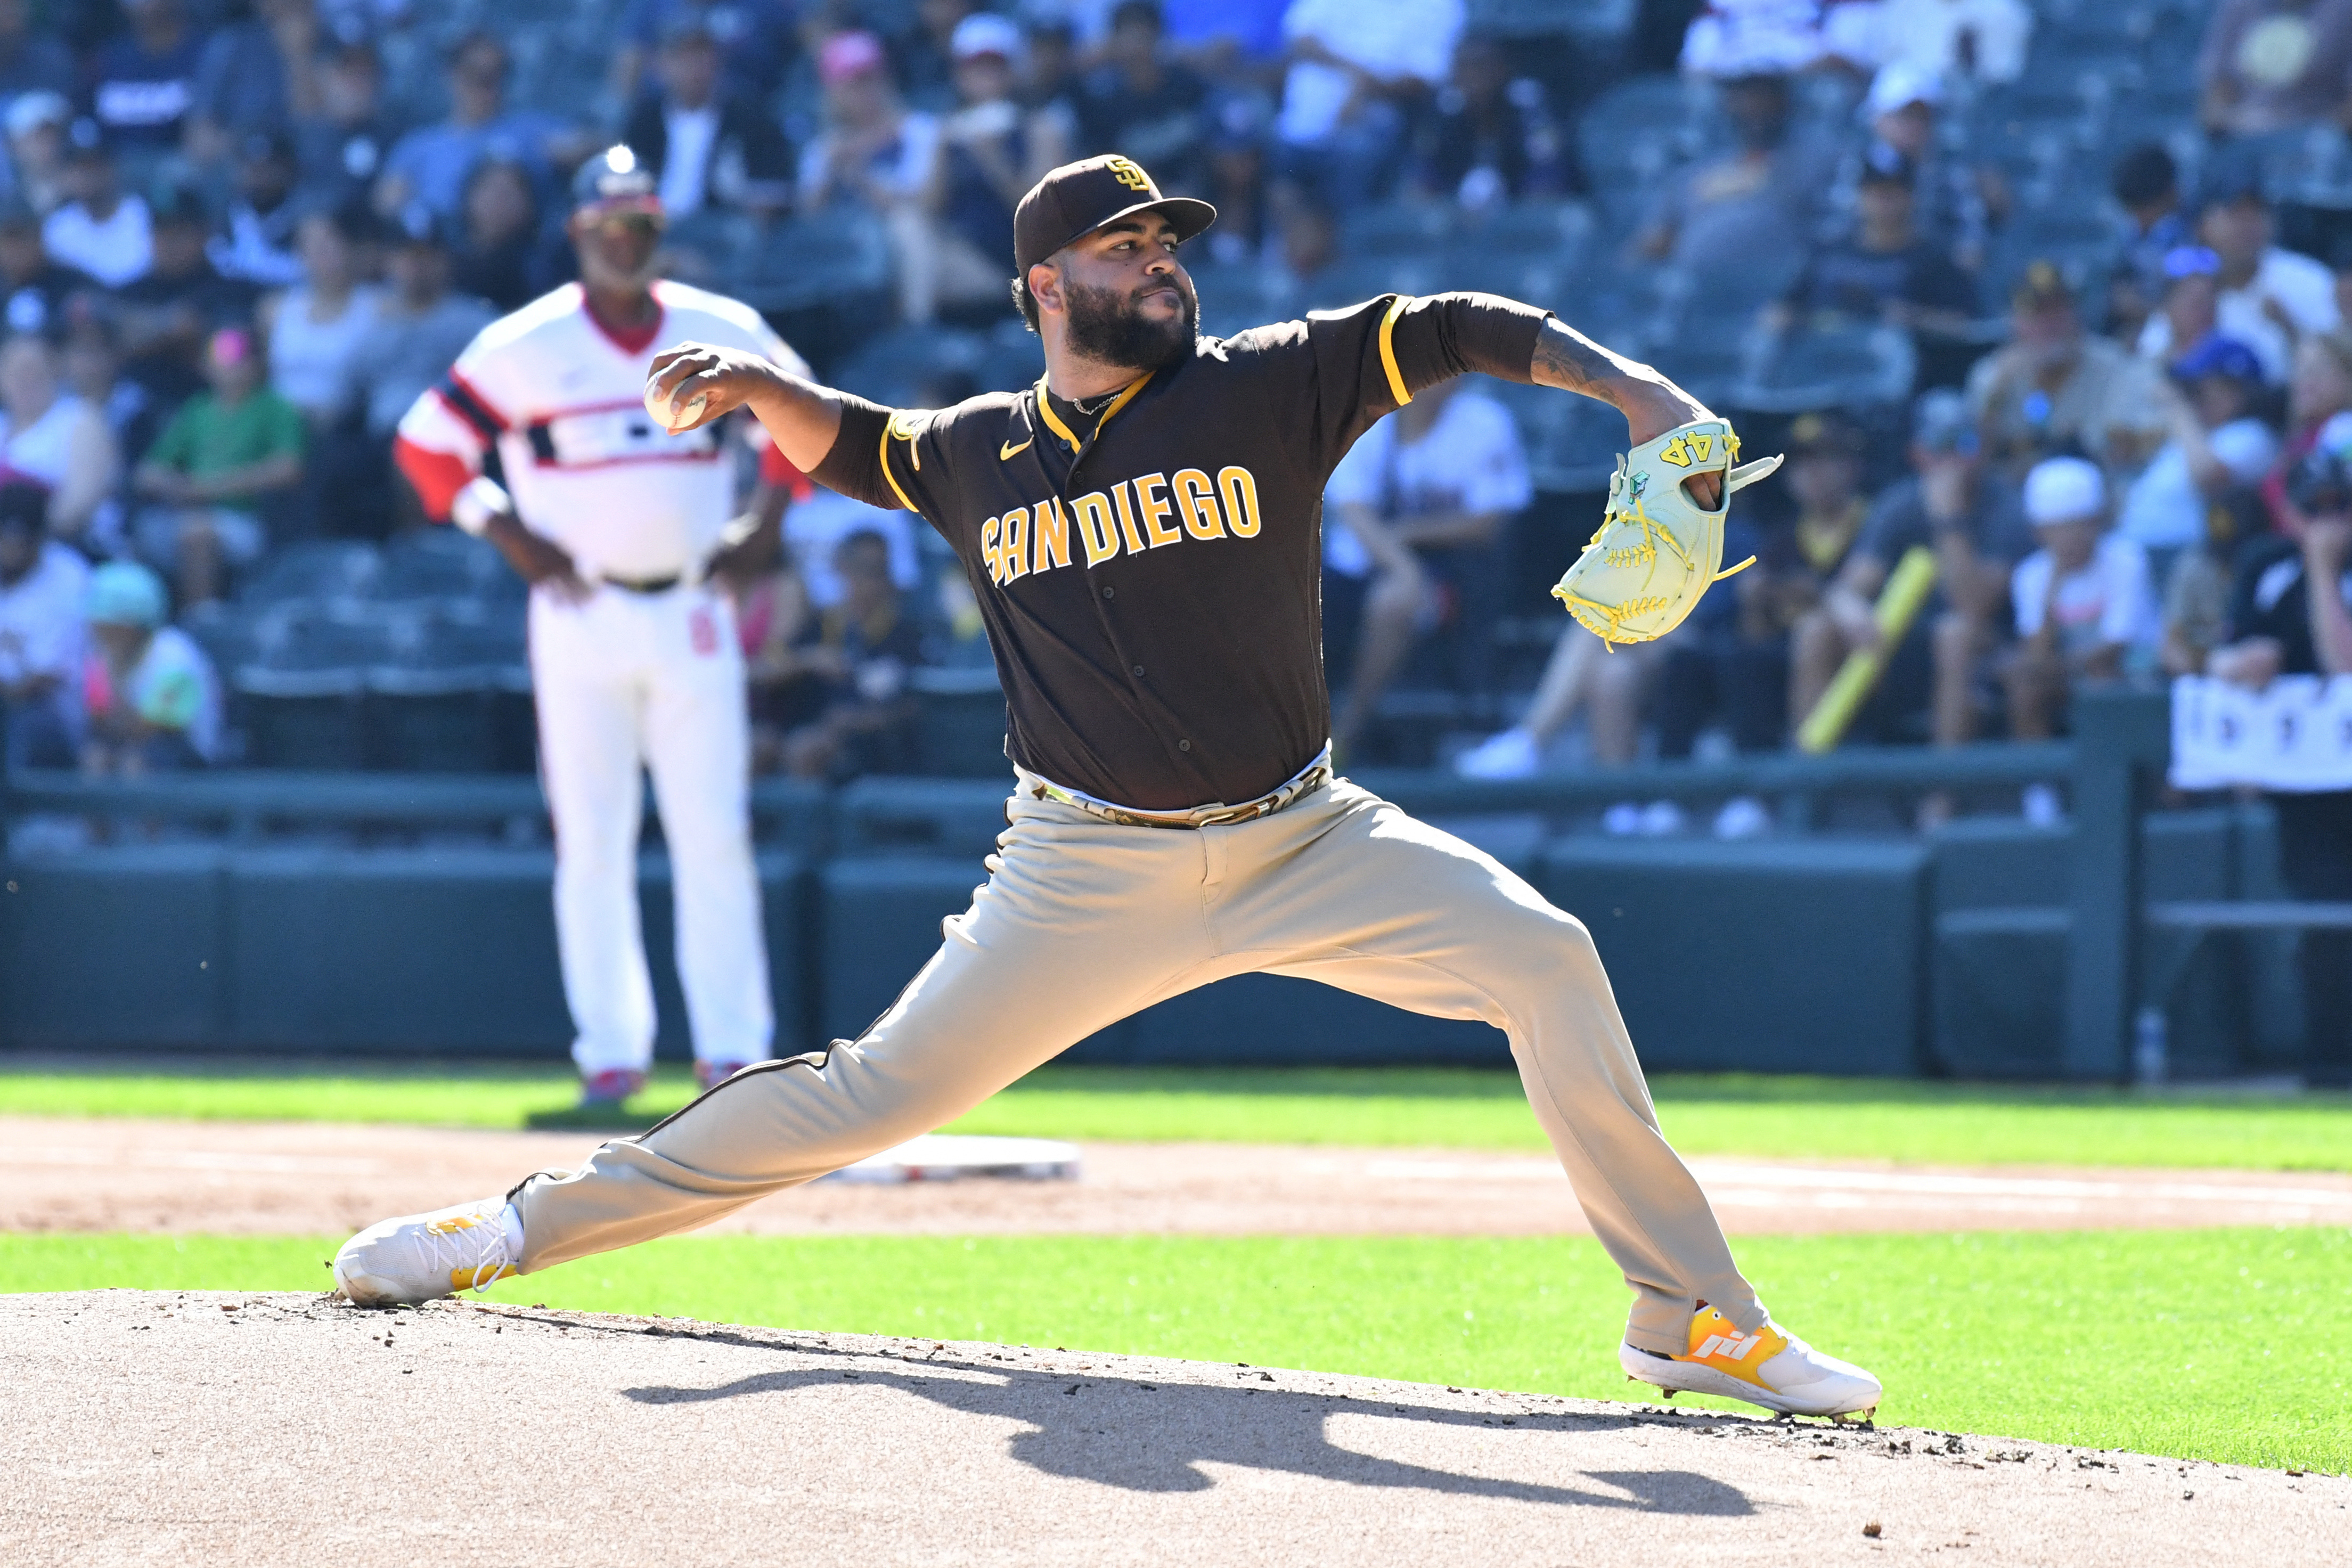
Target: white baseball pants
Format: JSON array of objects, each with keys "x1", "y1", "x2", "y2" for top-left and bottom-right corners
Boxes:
[
  {"x1": 529, "y1": 583, "x2": 773, "y2": 1074},
  {"x1": 509, "y1": 776, "x2": 1763, "y2": 1354}
]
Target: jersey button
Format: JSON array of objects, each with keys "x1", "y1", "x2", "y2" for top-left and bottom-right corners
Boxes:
[
  {"x1": 1102, "y1": 586, "x2": 1115, "y2": 599},
  {"x1": 1178, "y1": 739, "x2": 1192, "y2": 752},
  {"x1": 1131, "y1": 664, "x2": 1145, "y2": 678}
]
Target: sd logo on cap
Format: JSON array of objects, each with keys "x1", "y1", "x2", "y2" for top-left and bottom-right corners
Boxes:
[{"x1": 1012, "y1": 155, "x2": 1216, "y2": 275}]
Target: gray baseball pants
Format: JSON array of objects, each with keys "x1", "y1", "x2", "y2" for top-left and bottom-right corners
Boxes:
[{"x1": 508, "y1": 776, "x2": 1765, "y2": 1355}]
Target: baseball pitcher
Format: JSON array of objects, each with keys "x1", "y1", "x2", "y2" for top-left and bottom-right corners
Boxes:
[
  {"x1": 341, "y1": 155, "x2": 1877, "y2": 1418},
  {"x1": 391, "y1": 147, "x2": 796, "y2": 1105}
]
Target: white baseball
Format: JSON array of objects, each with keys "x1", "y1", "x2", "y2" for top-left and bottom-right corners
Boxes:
[{"x1": 645, "y1": 383, "x2": 709, "y2": 432}]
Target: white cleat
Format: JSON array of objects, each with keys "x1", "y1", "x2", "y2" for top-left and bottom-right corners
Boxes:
[
  {"x1": 331, "y1": 1197, "x2": 520, "y2": 1307},
  {"x1": 1620, "y1": 1303, "x2": 1882, "y2": 1418}
]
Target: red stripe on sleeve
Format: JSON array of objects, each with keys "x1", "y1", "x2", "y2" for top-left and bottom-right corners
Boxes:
[{"x1": 394, "y1": 436, "x2": 478, "y2": 522}]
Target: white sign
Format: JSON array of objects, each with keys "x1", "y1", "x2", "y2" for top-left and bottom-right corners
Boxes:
[{"x1": 2170, "y1": 676, "x2": 2352, "y2": 791}]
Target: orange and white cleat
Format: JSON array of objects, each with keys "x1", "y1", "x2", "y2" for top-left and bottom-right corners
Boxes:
[
  {"x1": 331, "y1": 1197, "x2": 521, "y2": 1307},
  {"x1": 1620, "y1": 1302, "x2": 1882, "y2": 1417}
]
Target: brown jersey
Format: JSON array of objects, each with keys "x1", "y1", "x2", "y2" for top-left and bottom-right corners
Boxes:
[{"x1": 813, "y1": 290, "x2": 1550, "y2": 810}]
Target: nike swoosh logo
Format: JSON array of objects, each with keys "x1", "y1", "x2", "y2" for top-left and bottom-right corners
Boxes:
[{"x1": 1000, "y1": 437, "x2": 1033, "y2": 461}]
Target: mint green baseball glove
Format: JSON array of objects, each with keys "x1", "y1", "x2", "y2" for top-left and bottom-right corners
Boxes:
[{"x1": 1550, "y1": 418, "x2": 1783, "y2": 646}]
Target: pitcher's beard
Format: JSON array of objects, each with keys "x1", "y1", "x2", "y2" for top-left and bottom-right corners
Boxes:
[{"x1": 1062, "y1": 276, "x2": 1197, "y2": 373}]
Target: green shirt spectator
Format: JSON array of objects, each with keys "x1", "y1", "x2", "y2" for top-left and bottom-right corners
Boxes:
[
  {"x1": 141, "y1": 368, "x2": 306, "y2": 512},
  {"x1": 132, "y1": 326, "x2": 305, "y2": 605}
]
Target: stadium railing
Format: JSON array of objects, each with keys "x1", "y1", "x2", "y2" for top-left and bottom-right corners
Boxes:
[{"x1": 0, "y1": 688, "x2": 2222, "y2": 1081}]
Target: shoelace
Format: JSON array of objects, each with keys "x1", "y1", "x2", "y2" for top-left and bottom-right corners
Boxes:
[{"x1": 422, "y1": 1208, "x2": 514, "y2": 1294}]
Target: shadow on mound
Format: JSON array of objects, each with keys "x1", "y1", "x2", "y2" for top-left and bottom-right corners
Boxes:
[{"x1": 623, "y1": 1357, "x2": 1754, "y2": 1512}]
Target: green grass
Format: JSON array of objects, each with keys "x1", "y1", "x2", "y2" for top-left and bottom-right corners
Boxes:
[
  {"x1": 3, "y1": 1063, "x2": 2347, "y2": 1171},
  {"x1": 7, "y1": 1227, "x2": 2344, "y2": 1473}
]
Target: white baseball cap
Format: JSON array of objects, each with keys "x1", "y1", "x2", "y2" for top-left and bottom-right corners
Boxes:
[
  {"x1": 2024, "y1": 456, "x2": 2106, "y2": 525},
  {"x1": 952, "y1": 13, "x2": 1024, "y2": 62},
  {"x1": 1866, "y1": 62, "x2": 1942, "y2": 117}
]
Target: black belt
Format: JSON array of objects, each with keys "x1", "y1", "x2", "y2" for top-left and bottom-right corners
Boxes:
[{"x1": 603, "y1": 573, "x2": 683, "y2": 595}]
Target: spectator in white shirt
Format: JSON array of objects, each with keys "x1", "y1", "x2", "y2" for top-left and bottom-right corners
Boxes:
[
  {"x1": 1822, "y1": 0, "x2": 2034, "y2": 85},
  {"x1": 2007, "y1": 457, "x2": 2158, "y2": 745},
  {"x1": 1681, "y1": 0, "x2": 1827, "y2": 76},
  {"x1": 258, "y1": 206, "x2": 382, "y2": 431},
  {"x1": 619, "y1": 14, "x2": 796, "y2": 224},
  {"x1": 1321, "y1": 377, "x2": 1530, "y2": 759},
  {"x1": 0, "y1": 480, "x2": 85, "y2": 770},
  {"x1": 0, "y1": 332, "x2": 121, "y2": 544},
  {"x1": 41, "y1": 123, "x2": 152, "y2": 289},
  {"x1": 2118, "y1": 335, "x2": 2280, "y2": 561},
  {"x1": 2138, "y1": 174, "x2": 2339, "y2": 381},
  {"x1": 1276, "y1": 0, "x2": 1463, "y2": 206}
]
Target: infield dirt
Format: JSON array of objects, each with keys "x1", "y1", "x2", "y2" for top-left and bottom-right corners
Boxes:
[
  {"x1": 7, "y1": 1115, "x2": 2351, "y2": 1237},
  {"x1": 4, "y1": 1289, "x2": 2342, "y2": 1566}
]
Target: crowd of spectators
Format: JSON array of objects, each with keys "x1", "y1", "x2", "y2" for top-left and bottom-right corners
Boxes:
[
  {"x1": 1434, "y1": 0, "x2": 2352, "y2": 843},
  {"x1": 0, "y1": 0, "x2": 2341, "y2": 812}
]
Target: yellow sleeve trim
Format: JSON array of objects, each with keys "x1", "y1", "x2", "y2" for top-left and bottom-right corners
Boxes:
[
  {"x1": 878, "y1": 422, "x2": 920, "y2": 514},
  {"x1": 1378, "y1": 294, "x2": 1415, "y2": 409}
]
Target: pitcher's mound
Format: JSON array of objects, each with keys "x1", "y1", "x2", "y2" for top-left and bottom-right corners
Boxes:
[{"x1": 3, "y1": 1291, "x2": 2336, "y2": 1566}]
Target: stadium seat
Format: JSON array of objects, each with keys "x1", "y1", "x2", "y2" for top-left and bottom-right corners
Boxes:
[
  {"x1": 975, "y1": 318, "x2": 1046, "y2": 393},
  {"x1": 1577, "y1": 75, "x2": 1717, "y2": 193},
  {"x1": 1487, "y1": 378, "x2": 1631, "y2": 493},
  {"x1": 375, "y1": 527, "x2": 517, "y2": 605},
  {"x1": 233, "y1": 607, "x2": 386, "y2": 771},
  {"x1": 728, "y1": 207, "x2": 892, "y2": 316},
  {"x1": 832, "y1": 324, "x2": 990, "y2": 407},
  {"x1": 364, "y1": 611, "x2": 526, "y2": 773},
  {"x1": 909, "y1": 666, "x2": 1011, "y2": 778},
  {"x1": 1734, "y1": 323, "x2": 1918, "y2": 414},
  {"x1": 238, "y1": 541, "x2": 381, "y2": 608},
  {"x1": 1341, "y1": 201, "x2": 1457, "y2": 259}
]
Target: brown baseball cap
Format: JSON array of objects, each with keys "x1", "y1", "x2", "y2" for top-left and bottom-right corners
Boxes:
[{"x1": 1013, "y1": 154, "x2": 1216, "y2": 275}]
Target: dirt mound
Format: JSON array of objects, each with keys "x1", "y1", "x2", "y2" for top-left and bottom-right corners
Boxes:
[
  {"x1": 3, "y1": 1291, "x2": 2339, "y2": 1566},
  {"x1": 12, "y1": 1116, "x2": 2352, "y2": 1238}
]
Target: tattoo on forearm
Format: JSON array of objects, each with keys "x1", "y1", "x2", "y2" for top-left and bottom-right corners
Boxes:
[{"x1": 1530, "y1": 320, "x2": 1628, "y2": 394}]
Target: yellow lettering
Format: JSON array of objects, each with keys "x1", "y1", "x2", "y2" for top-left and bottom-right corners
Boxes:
[
  {"x1": 1174, "y1": 468, "x2": 1225, "y2": 540},
  {"x1": 1072, "y1": 491, "x2": 1121, "y2": 567},
  {"x1": 1000, "y1": 505, "x2": 1030, "y2": 581},
  {"x1": 1135, "y1": 472, "x2": 1181, "y2": 548},
  {"x1": 981, "y1": 515, "x2": 1003, "y2": 584},
  {"x1": 1217, "y1": 466, "x2": 1262, "y2": 537},
  {"x1": 1110, "y1": 481, "x2": 1149, "y2": 554},
  {"x1": 1176, "y1": 465, "x2": 1232, "y2": 541},
  {"x1": 1031, "y1": 499, "x2": 1070, "y2": 571}
]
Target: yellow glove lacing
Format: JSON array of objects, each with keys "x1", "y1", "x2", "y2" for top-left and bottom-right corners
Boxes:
[{"x1": 1555, "y1": 475, "x2": 1759, "y2": 646}]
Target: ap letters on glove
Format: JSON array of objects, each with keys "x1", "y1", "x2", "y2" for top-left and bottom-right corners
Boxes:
[{"x1": 1550, "y1": 418, "x2": 1783, "y2": 646}]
